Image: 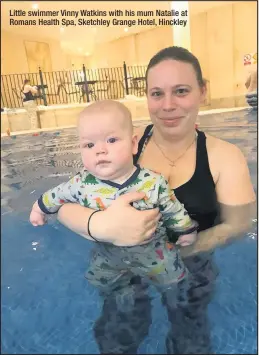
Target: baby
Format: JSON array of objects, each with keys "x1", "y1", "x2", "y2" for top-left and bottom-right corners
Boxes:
[{"x1": 30, "y1": 100, "x2": 198, "y2": 291}]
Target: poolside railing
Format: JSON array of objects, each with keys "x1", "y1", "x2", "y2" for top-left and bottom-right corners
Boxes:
[{"x1": 1, "y1": 63, "x2": 211, "y2": 109}]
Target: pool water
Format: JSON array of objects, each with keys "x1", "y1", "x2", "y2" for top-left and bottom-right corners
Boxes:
[{"x1": 1, "y1": 109, "x2": 257, "y2": 354}]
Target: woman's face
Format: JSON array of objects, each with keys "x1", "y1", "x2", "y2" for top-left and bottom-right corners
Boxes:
[{"x1": 146, "y1": 59, "x2": 206, "y2": 137}]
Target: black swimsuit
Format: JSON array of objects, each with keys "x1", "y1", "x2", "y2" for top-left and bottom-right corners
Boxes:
[
  {"x1": 134, "y1": 125, "x2": 220, "y2": 238},
  {"x1": 23, "y1": 91, "x2": 34, "y2": 102}
]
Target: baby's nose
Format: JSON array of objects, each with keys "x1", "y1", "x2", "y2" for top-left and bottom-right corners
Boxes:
[{"x1": 96, "y1": 143, "x2": 108, "y2": 154}]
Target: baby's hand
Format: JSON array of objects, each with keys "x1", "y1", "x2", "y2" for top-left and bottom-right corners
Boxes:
[
  {"x1": 175, "y1": 232, "x2": 197, "y2": 247},
  {"x1": 30, "y1": 201, "x2": 46, "y2": 226}
]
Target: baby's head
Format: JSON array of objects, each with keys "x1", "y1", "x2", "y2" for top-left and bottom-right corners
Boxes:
[{"x1": 78, "y1": 100, "x2": 138, "y2": 180}]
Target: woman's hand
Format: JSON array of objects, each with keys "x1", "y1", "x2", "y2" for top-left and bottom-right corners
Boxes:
[
  {"x1": 57, "y1": 191, "x2": 161, "y2": 246},
  {"x1": 90, "y1": 191, "x2": 161, "y2": 246},
  {"x1": 31, "y1": 85, "x2": 39, "y2": 95}
]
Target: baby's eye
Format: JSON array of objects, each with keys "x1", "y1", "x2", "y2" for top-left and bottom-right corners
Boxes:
[
  {"x1": 84, "y1": 142, "x2": 94, "y2": 148},
  {"x1": 107, "y1": 137, "x2": 117, "y2": 143}
]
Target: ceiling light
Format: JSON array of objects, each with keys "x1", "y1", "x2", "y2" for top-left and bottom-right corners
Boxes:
[
  {"x1": 32, "y1": 3, "x2": 38, "y2": 9},
  {"x1": 85, "y1": 52, "x2": 90, "y2": 56},
  {"x1": 124, "y1": 27, "x2": 128, "y2": 32}
]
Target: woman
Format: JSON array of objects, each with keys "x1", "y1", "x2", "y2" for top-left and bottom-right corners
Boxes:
[
  {"x1": 245, "y1": 68, "x2": 257, "y2": 110},
  {"x1": 22, "y1": 79, "x2": 39, "y2": 129},
  {"x1": 57, "y1": 47, "x2": 256, "y2": 354}
]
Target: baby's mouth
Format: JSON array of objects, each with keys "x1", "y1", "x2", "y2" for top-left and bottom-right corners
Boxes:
[{"x1": 96, "y1": 160, "x2": 111, "y2": 165}]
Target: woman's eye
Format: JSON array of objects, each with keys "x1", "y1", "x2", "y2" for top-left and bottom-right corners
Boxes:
[
  {"x1": 107, "y1": 137, "x2": 117, "y2": 143},
  {"x1": 176, "y1": 88, "x2": 189, "y2": 95},
  {"x1": 150, "y1": 91, "x2": 162, "y2": 97}
]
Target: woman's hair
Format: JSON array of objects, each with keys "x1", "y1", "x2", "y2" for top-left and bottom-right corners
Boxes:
[{"x1": 145, "y1": 46, "x2": 205, "y2": 87}]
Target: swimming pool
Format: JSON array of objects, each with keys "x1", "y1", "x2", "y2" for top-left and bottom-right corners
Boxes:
[{"x1": 1, "y1": 108, "x2": 257, "y2": 354}]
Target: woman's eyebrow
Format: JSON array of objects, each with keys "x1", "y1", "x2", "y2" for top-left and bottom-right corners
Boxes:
[
  {"x1": 174, "y1": 84, "x2": 191, "y2": 88},
  {"x1": 149, "y1": 84, "x2": 191, "y2": 90},
  {"x1": 149, "y1": 86, "x2": 162, "y2": 91}
]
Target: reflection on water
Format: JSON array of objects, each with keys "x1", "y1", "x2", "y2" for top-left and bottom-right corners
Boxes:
[{"x1": 1, "y1": 108, "x2": 257, "y2": 354}]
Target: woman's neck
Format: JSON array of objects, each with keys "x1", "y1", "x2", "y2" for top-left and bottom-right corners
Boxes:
[{"x1": 152, "y1": 127, "x2": 197, "y2": 153}]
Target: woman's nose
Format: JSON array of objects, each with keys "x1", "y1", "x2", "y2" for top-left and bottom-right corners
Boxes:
[{"x1": 162, "y1": 94, "x2": 177, "y2": 111}]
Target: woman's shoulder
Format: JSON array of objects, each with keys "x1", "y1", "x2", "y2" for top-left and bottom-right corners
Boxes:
[
  {"x1": 203, "y1": 132, "x2": 255, "y2": 204},
  {"x1": 205, "y1": 132, "x2": 246, "y2": 166}
]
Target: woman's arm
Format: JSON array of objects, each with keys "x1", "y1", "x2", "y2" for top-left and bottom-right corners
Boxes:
[
  {"x1": 245, "y1": 74, "x2": 251, "y2": 90},
  {"x1": 57, "y1": 203, "x2": 100, "y2": 241},
  {"x1": 24, "y1": 84, "x2": 38, "y2": 95},
  {"x1": 181, "y1": 141, "x2": 256, "y2": 258},
  {"x1": 57, "y1": 191, "x2": 161, "y2": 246}
]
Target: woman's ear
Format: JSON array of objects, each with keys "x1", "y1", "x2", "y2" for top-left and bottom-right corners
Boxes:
[
  {"x1": 132, "y1": 134, "x2": 139, "y2": 155},
  {"x1": 200, "y1": 80, "x2": 208, "y2": 104}
]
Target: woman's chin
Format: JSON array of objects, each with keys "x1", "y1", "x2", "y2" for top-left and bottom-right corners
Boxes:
[{"x1": 159, "y1": 121, "x2": 184, "y2": 134}]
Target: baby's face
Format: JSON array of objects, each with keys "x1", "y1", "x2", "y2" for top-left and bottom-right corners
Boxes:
[{"x1": 78, "y1": 110, "x2": 138, "y2": 180}]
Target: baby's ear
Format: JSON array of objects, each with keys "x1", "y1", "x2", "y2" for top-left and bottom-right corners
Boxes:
[{"x1": 132, "y1": 134, "x2": 139, "y2": 155}]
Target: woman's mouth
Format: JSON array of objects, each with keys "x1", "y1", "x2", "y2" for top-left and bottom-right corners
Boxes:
[{"x1": 159, "y1": 117, "x2": 183, "y2": 126}]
